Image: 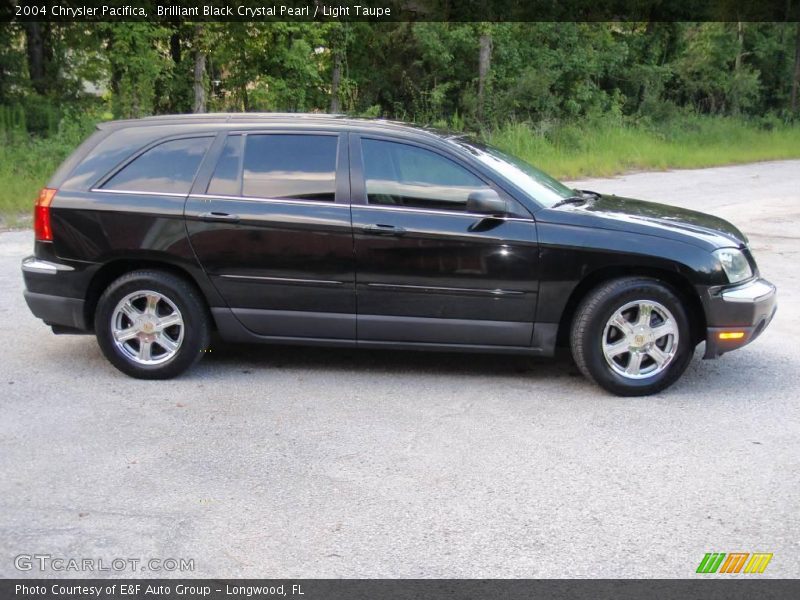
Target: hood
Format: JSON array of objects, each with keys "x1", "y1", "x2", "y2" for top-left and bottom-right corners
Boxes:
[{"x1": 542, "y1": 195, "x2": 748, "y2": 250}]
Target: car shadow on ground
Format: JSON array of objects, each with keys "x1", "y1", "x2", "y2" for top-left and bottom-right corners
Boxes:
[
  {"x1": 42, "y1": 334, "x2": 783, "y2": 396},
  {"x1": 200, "y1": 337, "x2": 581, "y2": 380},
  {"x1": 195, "y1": 337, "x2": 785, "y2": 397}
]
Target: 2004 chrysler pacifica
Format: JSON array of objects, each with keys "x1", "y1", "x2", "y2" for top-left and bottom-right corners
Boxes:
[{"x1": 21, "y1": 114, "x2": 777, "y2": 395}]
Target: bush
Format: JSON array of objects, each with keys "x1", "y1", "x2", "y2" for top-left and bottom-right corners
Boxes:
[{"x1": 0, "y1": 103, "x2": 109, "y2": 218}]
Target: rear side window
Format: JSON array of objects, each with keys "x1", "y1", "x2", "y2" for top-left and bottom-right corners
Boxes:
[
  {"x1": 102, "y1": 137, "x2": 212, "y2": 194},
  {"x1": 208, "y1": 134, "x2": 338, "y2": 202},
  {"x1": 207, "y1": 135, "x2": 243, "y2": 196}
]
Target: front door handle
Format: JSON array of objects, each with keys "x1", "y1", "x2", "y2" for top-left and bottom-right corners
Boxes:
[
  {"x1": 198, "y1": 211, "x2": 240, "y2": 223},
  {"x1": 363, "y1": 224, "x2": 407, "y2": 236}
]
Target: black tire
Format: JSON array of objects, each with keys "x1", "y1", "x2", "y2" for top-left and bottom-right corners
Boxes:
[
  {"x1": 94, "y1": 270, "x2": 210, "y2": 379},
  {"x1": 570, "y1": 277, "x2": 693, "y2": 396}
]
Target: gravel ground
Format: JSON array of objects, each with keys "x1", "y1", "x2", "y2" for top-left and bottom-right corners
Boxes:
[{"x1": 1, "y1": 160, "x2": 798, "y2": 578}]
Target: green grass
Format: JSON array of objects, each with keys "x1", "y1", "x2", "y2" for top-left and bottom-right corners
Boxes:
[
  {"x1": 2, "y1": 115, "x2": 799, "y2": 220},
  {"x1": 486, "y1": 116, "x2": 800, "y2": 180},
  {"x1": 0, "y1": 106, "x2": 105, "y2": 224},
  {"x1": 0, "y1": 138, "x2": 73, "y2": 223}
]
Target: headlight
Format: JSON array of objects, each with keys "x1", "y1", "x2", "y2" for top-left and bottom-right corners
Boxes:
[{"x1": 713, "y1": 248, "x2": 753, "y2": 284}]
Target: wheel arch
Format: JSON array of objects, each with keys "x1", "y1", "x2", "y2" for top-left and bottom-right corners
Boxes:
[
  {"x1": 83, "y1": 258, "x2": 216, "y2": 332},
  {"x1": 555, "y1": 266, "x2": 706, "y2": 349}
]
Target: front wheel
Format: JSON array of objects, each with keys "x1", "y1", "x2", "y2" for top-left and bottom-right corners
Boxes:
[
  {"x1": 94, "y1": 270, "x2": 210, "y2": 379},
  {"x1": 570, "y1": 277, "x2": 693, "y2": 396}
]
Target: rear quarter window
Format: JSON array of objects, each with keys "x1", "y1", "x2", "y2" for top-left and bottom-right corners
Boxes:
[{"x1": 102, "y1": 137, "x2": 213, "y2": 194}]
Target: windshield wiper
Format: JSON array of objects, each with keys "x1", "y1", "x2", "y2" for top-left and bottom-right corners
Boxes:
[
  {"x1": 551, "y1": 196, "x2": 587, "y2": 208},
  {"x1": 551, "y1": 189, "x2": 600, "y2": 209}
]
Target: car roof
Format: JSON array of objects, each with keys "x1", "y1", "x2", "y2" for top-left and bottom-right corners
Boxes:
[{"x1": 97, "y1": 112, "x2": 453, "y2": 142}]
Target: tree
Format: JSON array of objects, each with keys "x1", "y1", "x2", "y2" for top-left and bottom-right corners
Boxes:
[
  {"x1": 0, "y1": 23, "x2": 26, "y2": 104},
  {"x1": 96, "y1": 23, "x2": 171, "y2": 118},
  {"x1": 193, "y1": 24, "x2": 207, "y2": 113},
  {"x1": 477, "y1": 25, "x2": 492, "y2": 123},
  {"x1": 23, "y1": 22, "x2": 49, "y2": 95},
  {"x1": 792, "y1": 22, "x2": 800, "y2": 113},
  {"x1": 3, "y1": 21, "x2": 799, "y2": 129}
]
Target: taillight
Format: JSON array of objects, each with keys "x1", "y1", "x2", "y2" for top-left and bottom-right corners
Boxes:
[{"x1": 34, "y1": 187, "x2": 57, "y2": 241}]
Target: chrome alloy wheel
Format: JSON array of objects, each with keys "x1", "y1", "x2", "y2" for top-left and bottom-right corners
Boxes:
[
  {"x1": 602, "y1": 300, "x2": 679, "y2": 380},
  {"x1": 111, "y1": 290, "x2": 184, "y2": 365}
]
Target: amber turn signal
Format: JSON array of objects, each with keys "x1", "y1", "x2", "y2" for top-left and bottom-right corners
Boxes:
[{"x1": 718, "y1": 331, "x2": 745, "y2": 340}]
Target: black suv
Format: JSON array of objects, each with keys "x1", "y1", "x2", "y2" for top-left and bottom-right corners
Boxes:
[{"x1": 22, "y1": 114, "x2": 776, "y2": 395}]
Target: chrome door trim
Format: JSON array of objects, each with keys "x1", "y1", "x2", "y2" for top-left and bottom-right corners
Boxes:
[
  {"x1": 219, "y1": 274, "x2": 345, "y2": 286},
  {"x1": 366, "y1": 282, "x2": 526, "y2": 297}
]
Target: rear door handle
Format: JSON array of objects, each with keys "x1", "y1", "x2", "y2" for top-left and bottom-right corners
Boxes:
[
  {"x1": 363, "y1": 224, "x2": 407, "y2": 236},
  {"x1": 198, "y1": 211, "x2": 240, "y2": 223}
]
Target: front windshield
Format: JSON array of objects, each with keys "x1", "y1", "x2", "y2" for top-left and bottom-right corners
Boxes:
[{"x1": 451, "y1": 137, "x2": 575, "y2": 207}]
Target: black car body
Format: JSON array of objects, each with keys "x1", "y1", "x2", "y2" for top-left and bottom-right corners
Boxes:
[{"x1": 22, "y1": 114, "x2": 777, "y2": 395}]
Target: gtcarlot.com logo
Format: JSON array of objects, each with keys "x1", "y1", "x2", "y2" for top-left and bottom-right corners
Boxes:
[
  {"x1": 696, "y1": 552, "x2": 773, "y2": 574},
  {"x1": 14, "y1": 554, "x2": 195, "y2": 573}
]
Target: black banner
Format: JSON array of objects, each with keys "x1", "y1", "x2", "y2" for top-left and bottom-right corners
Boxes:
[
  {"x1": 3, "y1": 579, "x2": 800, "y2": 600},
  {"x1": 3, "y1": 0, "x2": 800, "y2": 23}
]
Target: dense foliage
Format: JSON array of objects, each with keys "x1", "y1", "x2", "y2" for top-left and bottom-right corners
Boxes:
[{"x1": 2, "y1": 21, "x2": 799, "y2": 130}]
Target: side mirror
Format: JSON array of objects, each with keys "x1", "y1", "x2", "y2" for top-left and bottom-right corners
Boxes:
[{"x1": 466, "y1": 189, "x2": 507, "y2": 216}]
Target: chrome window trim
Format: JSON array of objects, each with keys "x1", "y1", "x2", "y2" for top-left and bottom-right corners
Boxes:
[
  {"x1": 90, "y1": 188, "x2": 188, "y2": 198},
  {"x1": 356, "y1": 203, "x2": 534, "y2": 222},
  {"x1": 190, "y1": 193, "x2": 534, "y2": 220},
  {"x1": 219, "y1": 274, "x2": 345, "y2": 286},
  {"x1": 190, "y1": 193, "x2": 344, "y2": 208},
  {"x1": 89, "y1": 190, "x2": 534, "y2": 221}
]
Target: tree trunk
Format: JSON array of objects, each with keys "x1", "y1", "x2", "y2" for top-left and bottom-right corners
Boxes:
[
  {"x1": 734, "y1": 21, "x2": 743, "y2": 72},
  {"x1": 170, "y1": 28, "x2": 181, "y2": 64},
  {"x1": 732, "y1": 21, "x2": 744, "y2": 115},
  {"x1": 241, "y1": 85, "x2": 249, "y2": 112},
  {"x1": 791, "y1": 21, "x2": 800, "y2": 114},
  {"x1": 24, "y1": 23, "x2": 46, "y2": 94},
  {"x1": 192, "y1": 25, "x2": 207, "y2": 113},
  {"x1": 330, "y1": 50, "x2": 342, "y2": 113},
  {"x1": 105, "y1": 33, "x2": 121, "y2": 98},
  {"x1": 478, "y1": 32, "x2": 492, "y2": 122}
]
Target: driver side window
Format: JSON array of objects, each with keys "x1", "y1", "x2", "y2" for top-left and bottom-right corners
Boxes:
[{"x1": 362, "y1": 139, "x2": 490, "y2": 211}]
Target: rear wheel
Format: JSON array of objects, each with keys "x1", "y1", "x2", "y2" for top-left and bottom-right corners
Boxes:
[
  {"x1": 94, "y1": 270, "x2": 210, "y2": 379},
  {"x1": 570, "y1": 277, "x2": 693, "y2": 396}
]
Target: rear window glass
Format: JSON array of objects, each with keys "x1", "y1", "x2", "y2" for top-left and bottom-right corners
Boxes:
[
  {"x1": 223, "y1": 134, "x2": 338, "y2": 202},
  {"x1": 102, "y1": 137, "x2": 212, "y2": 194}
]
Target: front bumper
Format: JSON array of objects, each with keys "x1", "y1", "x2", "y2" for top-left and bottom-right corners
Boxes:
[{"x1": 703, "y1": 278, "x2": 777, "y2": 358}]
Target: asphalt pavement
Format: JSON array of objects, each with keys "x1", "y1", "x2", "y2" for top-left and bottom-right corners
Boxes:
[{"x1": 1, "y1": 160, "x2": 798, "y2": 578}]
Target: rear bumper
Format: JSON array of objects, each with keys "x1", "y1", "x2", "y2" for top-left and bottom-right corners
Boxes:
[
  {"x1": 22, "y1": 255, "x2": 89, "y2": 331},
  {"x1": 23, "y1": 290, "x2": 86, "y2": 331},
  {"x1": 703, "y1": 278, "x2": 776, "y2": 358}
]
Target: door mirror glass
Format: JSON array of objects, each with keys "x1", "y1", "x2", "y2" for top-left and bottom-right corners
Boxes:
[{"x1": 466, "y1": 189, "x2": 507, "y2": 215}]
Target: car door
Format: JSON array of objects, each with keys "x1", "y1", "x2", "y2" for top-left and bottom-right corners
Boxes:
[
  {"x1": 185, "y1": 130, "x2": 356, "y2": 339},
  {"x1": 350, "y1": 134, "x2": 539, "y2": 347}
]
